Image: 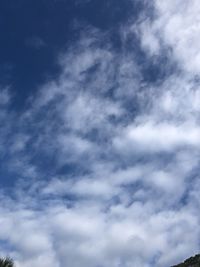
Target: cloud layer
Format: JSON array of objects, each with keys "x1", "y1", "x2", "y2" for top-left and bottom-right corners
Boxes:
[{"x1": 0, "y1": 1, "x2": 200, "y2": 266}]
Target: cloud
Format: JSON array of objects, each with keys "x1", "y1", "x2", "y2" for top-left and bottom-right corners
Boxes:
[
  {"x1": 138, "y1": 0, "x2": 200, "y2": 73},
  {"x1": 0, "y1": 1, "x2": 200, "y2": 267},
  {"x1": 113, "y1": 121, "x2": 200, "y2": 153},
  {"x1": 0, "y1": 88, "x2": 11, "y2": 106}
]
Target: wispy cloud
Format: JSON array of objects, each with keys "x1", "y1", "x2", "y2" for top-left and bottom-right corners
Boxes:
[{"x1": 0, "y1": 1, "x2": 200, "y2": 266}]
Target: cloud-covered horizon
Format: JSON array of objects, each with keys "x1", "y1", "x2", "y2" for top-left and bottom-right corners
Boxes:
[{"x1": 0, "y1": 1, "x2": 200, "y2": 266}]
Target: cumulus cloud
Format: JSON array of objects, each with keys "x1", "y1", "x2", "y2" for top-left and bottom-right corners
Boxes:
[
  {"x1": 0, "y1": 1, "x2": 200, "y2": 267},
  {"x1": 114, "y1": 121, "x2": 200, "y2": 153},
  {"x1": 139, "y1": 0, "x2": 200, "y2": 73}
]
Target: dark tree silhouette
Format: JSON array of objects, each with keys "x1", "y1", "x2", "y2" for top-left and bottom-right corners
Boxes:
[
  {"x1": 0, "y1": 257, "x2": 14, "y2": 267},
  {"x1": 171, "y1": 254, "x2": 200, "y2": 267}
]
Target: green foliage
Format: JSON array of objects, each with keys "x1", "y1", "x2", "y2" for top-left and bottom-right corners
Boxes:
[
  {"x1": 0, "y1": 257, "x2": 14, "y2": 267},
  {"x1": 172, "y1": 254, "x2": 200, "y2": 267}
]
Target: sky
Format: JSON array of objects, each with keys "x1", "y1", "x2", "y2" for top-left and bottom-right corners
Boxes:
[{"x1": 0, "y1": 0, "x2": 200, "y2": 266}]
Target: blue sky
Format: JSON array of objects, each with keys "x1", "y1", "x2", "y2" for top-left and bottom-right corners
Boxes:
[{"x1": 0, "y1": 1, "x2": 200, "y2": 266}]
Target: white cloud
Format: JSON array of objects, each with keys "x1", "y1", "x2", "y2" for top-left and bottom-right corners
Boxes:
[
  {"x1": 139, "y1": 0, "x2": 200, "y2": 73},
  {"x1": 0, "y1": 2, "x2": 200, "y2": 266},
  {"x1": 114, "y1": 121, "x2": 200, "y2": 153},
  {"x1": 135, "y1": 19, "x2": 161, "y2": 56}
]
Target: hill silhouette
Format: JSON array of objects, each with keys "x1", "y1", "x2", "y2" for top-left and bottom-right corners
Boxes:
[{"x1": 171, "y1": 254, "x2": 200, "y2": 267}]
